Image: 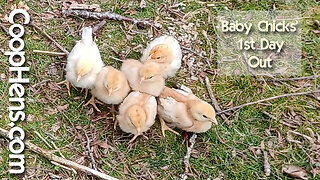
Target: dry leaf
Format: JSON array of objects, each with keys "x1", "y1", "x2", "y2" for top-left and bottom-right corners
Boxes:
[
  {"x1": 97, "y1": 141, "x2": 111, "y2": 149},
  {"x1": 283, "y1": 165, "x2": 308, "y2": 180},
  {"x1": 27, "y1": 114, "x2": 35, "y2": 122},
  {"x1": 51, "y1": 123, "x2": 61, "y2": 132},
  {"x1": 123, "y1": 164, "x2": 129, "y2": 174},
  {"x1": 139, "y1": 0, "x2": 146, "y2": 8},
  {"x1": 226, "y1": 100, "x2": 233, "y2": 108},
  {"x1": 45, "y1": 107, "x2": 58, "y2": 115},
  {"x1": 0, "y1": 73, "x2": 5, "y2": 81},
  {"x1": 57, "y1": 104, "x2": 69, "y2": 112},
  {"x1": 310, "y1": 167, "x2": 320, "y2": 177},
  {"x1": 313, "y1": 30, "x2": 320, "y2": 34}
]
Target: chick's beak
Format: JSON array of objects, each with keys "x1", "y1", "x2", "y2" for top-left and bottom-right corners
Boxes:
[
  {"x1": 107, "y1": 88, "x2": 112, "y2": 96},
  {"x1": 76, "y1": 75, "x2": 82, "y2": 83},
  {"x1": 210, "y1": 118, "x2": 218, "y2": 125},
  {"x1": 139, "y1": 77, "x2": 145, "y2": 84},
  {"x1": 146, "y1": 53, "x2": 153, "y2": 62}
]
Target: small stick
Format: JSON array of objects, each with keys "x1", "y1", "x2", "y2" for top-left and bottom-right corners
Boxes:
[
  {"x1": 92, "y1": 20, "x2": 107, "y2": 34},
  {"x1": 62, "y1": 9, "x2": 161, "y2": 29},
  {"x1": 257, "y1": 75, "x2": 319, "y2": 82},
  {"x1": 30, "y1": 23, "x2": 69, "y2": 54},
  {"x1": 110, "y1": 56, "x2": 124, "y2": 62},
  {"x1": 34, "y1": 130, "x2": 53, "y2": 149},
  {"x1": 51, "y1": 161, "x2": 75, "y2": 173},
  {"x1": 51, "y1": 140, "x2": 77, "y2": 174},
  {"x1": 179, "y1": 133, "x2": 197, "y2": 180},
  {"x1": 261, "y1": 141, "x2": 271, "y2": 176},
  {"x1": 33, "y1": 50, "x2": 67, "y2": 56},
  {"x1": 0, "y1": 24, "x2": 9, "y2": 35},
  {"x1": 205, "y1": 76, "x2": 228, "y2": 122},
  {"x1": 218, "y1": 89, "x2": 320, "y2": 115},
  {"x1": 0, "y1": 127, "x2": 118, "y2": 180},
  {"x1": 83, "y1": 130, "x2": 97, "y2": 170},
  {"x1": 181, "y1": 47, "x2": 205, "y2": 58}
]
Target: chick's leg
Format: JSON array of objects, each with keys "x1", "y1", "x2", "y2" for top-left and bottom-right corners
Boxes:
[
  {"x1": 111, "y1": 105, "x2": 117, "y2": 130},
  {"x1": 128, "y1": 134, "x2": 140, "y2": 143},
  {"x1": 84, "y1": 95, "x2": 101, "y2": 112},
  {"x1": 80, "y1": 88, "x2": 89, "y2": 99},
  {"x1": 160, "y1": 117, "x2": 179, "y2": 137},
  {"x1": 57, "y1": 80, "x2": 71, "y2": 96}
]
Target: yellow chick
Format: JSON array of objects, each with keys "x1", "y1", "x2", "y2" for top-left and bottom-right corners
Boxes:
[
  {"x1": 117, "y1": 91, "x2": 157, "y2": 143},
  {"x1": 158, "y1": 87, "x2": 218, "y2": 137},
  {"x1": 85, "y1": 66, "x2": 130, "y2": 113},
  {"x1": 141, "y1": 35, "x2": 182, "y2": 78},
  {"x1": 65, "y1": 27, "x2": 104, "y2": 93},
  {"x1": 120, "y1": 59, "x2": 165, "y2": 97}
]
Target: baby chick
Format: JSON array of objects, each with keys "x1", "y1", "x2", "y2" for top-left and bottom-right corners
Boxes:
[
  {"x1": 120, "y1": 59, "x2": 165, "y2": 97},
  {"x1": 65, "y1": 27, "x2": 104, "y2": 95},
  {"x1": 85, "y1": 66, "x2": 130, "y2": 112},
  {"x1": 158, "y1": 87, "x2": 218, "y2": 137},
  {"x1": 117, "y1": 91, "x2": 157, "y2": 143},
  {"x1": 141, "y1": 35, "x2": 182, "y2": 78}
]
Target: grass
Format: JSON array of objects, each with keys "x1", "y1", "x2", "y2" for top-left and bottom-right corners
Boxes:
[{"x1": 0, "y1": 0, "x2": 319, "y2": 179}]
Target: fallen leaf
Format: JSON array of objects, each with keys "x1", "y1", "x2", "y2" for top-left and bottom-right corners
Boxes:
[
  {"x1": 139, "y1": 0, "x2": 146, "y2": 8},
  {"x1": 97, "y1": 141, "x2": 111, "y2": 150},
  {"x1": 27, "y1": 114, "x2": 35, "y2": 122},
  {"x1": 311, "y1": 167, "x2": 320, "y2": 177},
  {"x1": 313, "y1": 30, "x2": 320, "y2": 34},
  {"x1": 45, "y1": 107, "x2": 58, "y2": 115},
  {"x1": 51, "y1": 123, "x2": 61, "y2": 132},
  {"x1": 123, "y1": 164, "x2": 129, "y2": 174},
  {"x1": 0, "y1": 73, "x2": 5, "y2": 81},
  {"x1": 283, "y1": 165, "x2": 308, "y2": 180},
  {"x1": 57, "y1": 104, "x2": 69, "y2": 112},
  {"x1": 226, "y1": 100, "x2": 233, "y2": 108}
]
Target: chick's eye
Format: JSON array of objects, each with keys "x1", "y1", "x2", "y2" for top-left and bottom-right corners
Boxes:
[
  {"x1": 202, "y1": 115, "x2": 208, "y2": 119},
  {"x1": 156, "y1": 56, "x2": 161, "y2": 59}
]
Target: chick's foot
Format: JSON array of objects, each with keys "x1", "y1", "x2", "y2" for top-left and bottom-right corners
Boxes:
[{"x1": 160, "y1": 117, "x2": 179, "y2": 137}]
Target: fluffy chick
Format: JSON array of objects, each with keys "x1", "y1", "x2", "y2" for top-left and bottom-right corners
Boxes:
[
  {"x1": 120, "y1": 59, "x2": 165, "y2": 97},
  {"x1": 86, "y1": 66, "x2": 130, "y2": 112},
  {"x1": 65, "y1": 27, "x2": 104, "y2": 90},
  {"x1": 117, "y1": 91, "x2": 157, "y2": 143},
  {"x1": 141, "y1": 35, "x2": 182, "y2": 78},
  {"x1": 158, "y1": 87, "x2": 218, "y2": 136}
]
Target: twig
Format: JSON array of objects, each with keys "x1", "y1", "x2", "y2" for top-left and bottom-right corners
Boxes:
[
  {"x1": 0, "y1": 127, "x2": 118, "y2": 180},
  {"x1": 261, "y1": 141, "x2": 271, "y2": 176},
  {"x1": 34, "y1": 130, "x2": 53, "y2": 149},
  {"x1": 205, "y1": 76, "x2": 229, "y2": 123},
  {"x1": 92, "y1": 20, "x2": 106, "y2": 34},
  {"x1": 83, "y1": 130, "x2": 97, "y2": 170},
  {"x1": 110, "y1": 56, "x2": 124, "y2": 62},
  {"x1": 257, "y1": 75, "x2": 319, "y2": 82},
  {"x1": 51, "y1": 161, "x2": 74, "y2": 172},
  {"x1": 33, "y1": 50, "x2": 67, "y2": 56},
  {"x1": 217, "y1": 89, "x2": 320, "y2": 115},
  {"x1": 62, "y1": 9, "x2": 161, "y2": 29},
  {"x1": 51, "y1": 141, "x2": 77, "y2": 174},
  {"x1": 181, "y1": 46, "x2": 205, "y2": 58},
  {"x1": 179, "y1": 133, "x2": 197, "y2": 180},
  {"x1": 30, "y1": 23, "x2": 69, "y2": 54},
  {"x1": 0, "y1": 24, "x2": 9, "y2": 35}
]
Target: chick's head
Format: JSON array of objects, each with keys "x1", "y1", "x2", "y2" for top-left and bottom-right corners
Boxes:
[
  {"x1": 190, "y1": 101, "x2": 217, "y2": 125},
  {"x1": 104, "y1": 70, "x2": 122, "y2": 96},
  {"x1": 138, "y1": 62, "x2": 161, "y2": 83},
  {"x1": 76, "y1": 61, "x2": 94, "y2": 82},
  {"x1": 147, "y1": 44, "x2": 172, "y2": 63},
  {"x1": 127, "y1": 105, "x2": 147, "y2": 134}
]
